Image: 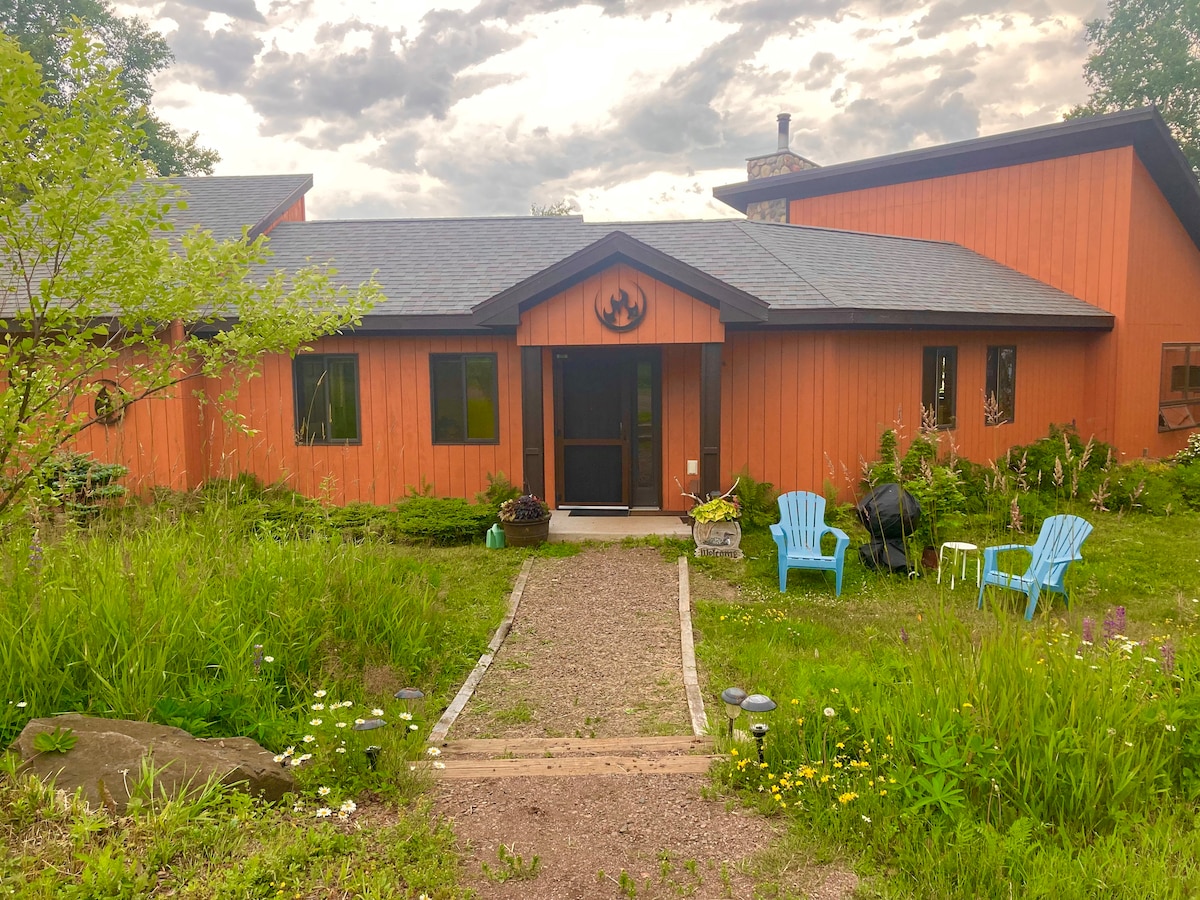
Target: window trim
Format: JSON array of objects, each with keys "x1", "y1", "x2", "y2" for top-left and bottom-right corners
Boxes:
[
  {"x1": 429, "y1": 352, "x2": 501, "y2": 446},
  {"x1": 1159, "y1": 342, "x2": 1200, "y2": 432},
  {"x1": 922, "y1": 345, "x2": 958, "y2": 430},
  {"x1": 293, "y1": 353, "x2": 362, "y2": 446},
  {"x1": 985, "y1": 345, "x2": 1016, "y2": 426}
]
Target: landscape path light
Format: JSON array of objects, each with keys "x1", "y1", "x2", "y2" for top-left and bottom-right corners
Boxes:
[
  {"x1": 352, "y1": 718, "x2": 387, "y2": 769},
  {"x1": 740, "y1": 693, "x2": 776, "y2": 764},
  {"x1": 720, "y1": 686, "x2": 748, "y2": 739},
  {"x1": 393, "y1": 687, "x2": 425, "y2": 718}
]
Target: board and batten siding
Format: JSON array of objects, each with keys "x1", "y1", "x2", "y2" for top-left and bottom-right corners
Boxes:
[
  {"x1": 517, "y1": 264, "x2": 724, "y2": 346},
  {"x1": 1121, "y1": 156, "x2": 1200, "y2": 457},
  {"x1": 721, "y1": 330, "x2": 1093, "y2": 498},
  {"x1": 198, "y1": 334, "x2": 524, "y2": 505},
  {"x1": 788, "y1": 147, "x2": 1135, "y2": 448}
]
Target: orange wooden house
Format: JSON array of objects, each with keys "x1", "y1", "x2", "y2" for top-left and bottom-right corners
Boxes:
[{"x1": 79, "y1": 107, "x2": 1200, "y2": 510}]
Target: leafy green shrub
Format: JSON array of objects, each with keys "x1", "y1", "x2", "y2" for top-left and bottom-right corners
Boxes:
[
  {"x1": 731, "y1": 468, "x2": 778, "y2": 530},
  {"x1": 393, "y1": 496, "x2": 493, "y2": 544},
  {"x1": 1174, "y1": 461, "x2": 1200, "y2": 510},
  {"x1": 1105, "y1": 461, "x2": 1181, "y2": 515},
  {"x1": 36, "y1": 452, "x2": 127, "y2": 518}
]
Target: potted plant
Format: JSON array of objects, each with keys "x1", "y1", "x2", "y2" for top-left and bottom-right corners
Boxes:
[
  {"x1": 683, "y1": 479, "x2": 743, "y2": 555},
  {"x1": 498, "y1": 494, "x2": 551, "y2": 546}
]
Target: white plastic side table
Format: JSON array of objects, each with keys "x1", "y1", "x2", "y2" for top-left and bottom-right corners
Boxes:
[{"x1": 937, "y1": 541, "x2": 981, "y2": 589}]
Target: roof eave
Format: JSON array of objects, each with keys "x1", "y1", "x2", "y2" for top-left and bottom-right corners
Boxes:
[{"x1": 753, "y1": 308, "x2": 1116, "y2": 331}]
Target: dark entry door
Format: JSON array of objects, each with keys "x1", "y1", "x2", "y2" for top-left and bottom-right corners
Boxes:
[{"x1": 553, "y1": 349, "x2": 660, "y2": 508}]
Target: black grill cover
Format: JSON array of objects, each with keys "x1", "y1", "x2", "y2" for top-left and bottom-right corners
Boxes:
[
  {"x1": 859, "y1": 538, "x2": 911, "y2": 572},
  {"x1": 856, "y1": 483, "x2": 921, "y2": 540}
]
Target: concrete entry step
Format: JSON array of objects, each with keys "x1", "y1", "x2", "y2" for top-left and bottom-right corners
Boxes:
[
  {"x1": 435, "y1": 753, "x2": 720, "y2": 779},
  {"x1": 437, "y1": 735, "x2": 712, "y2": 759}
]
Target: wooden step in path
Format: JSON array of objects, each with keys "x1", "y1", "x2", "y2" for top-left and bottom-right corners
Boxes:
[{"x1": 432, "y1": 735, "x2": 718, "y2": 779}]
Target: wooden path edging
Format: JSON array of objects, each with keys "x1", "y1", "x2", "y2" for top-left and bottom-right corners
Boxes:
[
  {"x1": 678, "y1": 556, "x2": 709, "y2": 736},
  {"x1": 427, "y1": 557, "x2": 533, "y2": 744}
]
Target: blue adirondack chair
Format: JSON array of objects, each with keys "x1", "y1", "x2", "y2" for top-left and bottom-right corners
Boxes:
[
  {"x1": 977, "y1": 514, "x2": 1093, "y2": 620},
  {"x1": 770, "y1": 491, "x2": 850, "y2": 596}
]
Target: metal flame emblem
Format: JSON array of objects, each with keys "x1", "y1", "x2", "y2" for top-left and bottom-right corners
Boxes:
[{"x1": 593, "y1": 285, "x2": 648, "y2": 332}]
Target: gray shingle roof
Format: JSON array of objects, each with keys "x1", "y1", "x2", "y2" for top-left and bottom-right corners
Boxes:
[
  {"x1": 259, "y1": 214, "x2": 1108, "y2": 323},
  {"x1": 160, "y1": 174, "x2": 311, "y2": 243}
]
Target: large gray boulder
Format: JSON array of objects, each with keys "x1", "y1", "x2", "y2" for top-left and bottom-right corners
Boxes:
[{"x1": 11, "y1": 714, "x2": 294, "y2": 814}]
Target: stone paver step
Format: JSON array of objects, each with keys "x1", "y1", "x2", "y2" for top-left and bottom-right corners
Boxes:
[{"x1": 433, "y1": 752, "x2": 720, "y2": 779}]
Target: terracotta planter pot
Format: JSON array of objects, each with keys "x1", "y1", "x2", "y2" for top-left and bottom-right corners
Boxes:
[{"x1": 501, "y1": 515, "x2": 551, "y2": 547}]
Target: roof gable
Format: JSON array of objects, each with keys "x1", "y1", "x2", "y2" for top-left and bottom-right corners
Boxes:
[
  {"x1": 471, "y1": 230, "x2": 769, "y2": 326},
  {"x1": 714, "y1": 108, "x2": 1200, "y2": 252},
  {"x1": 159, "y1": 174, "x2": 313, "y2": 242}
]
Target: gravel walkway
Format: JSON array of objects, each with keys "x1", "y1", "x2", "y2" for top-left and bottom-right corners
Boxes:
[
  {"x1": 448, "y1": 547, "x2": 692, "y2": 740},
  {"x1": 433, "y1": 546, "x2": 858, "y2": 899}
]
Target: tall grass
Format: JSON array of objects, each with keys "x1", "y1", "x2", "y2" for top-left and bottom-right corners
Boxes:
[
  {"x1": 697, "y1": 515, "x2": 1200, "y2": 898},
  {"x1": 0, "y1": 505, "x2": 519, "y2": 748}
]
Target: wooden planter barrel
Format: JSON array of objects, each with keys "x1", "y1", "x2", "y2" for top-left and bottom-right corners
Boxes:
[{"x1": 501, "y1": 515, "x2": 551, "y2": 547}]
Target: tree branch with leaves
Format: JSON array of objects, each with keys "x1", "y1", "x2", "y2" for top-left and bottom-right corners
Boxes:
[{"x1": 0, "y1": 31, "x2": 381, "y2": 513}]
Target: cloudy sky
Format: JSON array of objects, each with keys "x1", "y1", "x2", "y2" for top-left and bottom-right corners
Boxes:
[{"x1": 112, "y1": 0, "x2": 1107, "y2": 221}]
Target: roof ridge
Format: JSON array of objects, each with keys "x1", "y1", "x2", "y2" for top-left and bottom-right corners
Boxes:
[
  {"x1": 283, "y1": 214, "x2": 587, "y2": 225},
  {"x1": 732, "y1": 220, "x2": 838, "y2": 307}
]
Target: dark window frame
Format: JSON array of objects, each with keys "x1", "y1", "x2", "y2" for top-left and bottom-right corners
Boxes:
[
  {"x1": 922, "y1": 346, "x2": 958, "y2": 430},
  {"x1": 1160, "y1": 343, "x2": 1200, "y2": 432},
  {"x1": 985, "y1": 345, "x2": 1016, "y2": 426},
  {"x1": 430, "y1": 352, "x2": 501, "y2": 445},
  {"x1": 293, "y1": 353, "x2": 362, "y2": 445}
]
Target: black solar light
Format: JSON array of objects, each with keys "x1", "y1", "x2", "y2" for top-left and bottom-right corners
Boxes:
[
  {"x1": 720, "y1": 686, "x2": 748, "y2": 739},
  {"x1": 353, "y1": 718, "x2": 387, "y2": 769},
  {"x1": 741, "y1": 694, "x2": 776, "y2": 763},
  {"x1": 750, "y1": 722, "x2": 770, "y2": 763}
]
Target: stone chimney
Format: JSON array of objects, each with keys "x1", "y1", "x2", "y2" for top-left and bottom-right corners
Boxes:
[{"x1": 745, "y1": 113, "x2": 819, "y2": 223}]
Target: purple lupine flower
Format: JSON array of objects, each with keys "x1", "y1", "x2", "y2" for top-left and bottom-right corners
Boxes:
[
  {"x1": 253, "y1": 644, "x2": 264, "y2": 672},
  {"x1": 1161, "y1": 642, "x2": 1176, "y2": 677},
  {"x1": 1102, "y1": 607, "x2": 1126, "y2": 643},
  {"x1": 28, "y1": 527, "x2": 42, "y2": 572},
  {"x1": 1082, "y1": 617, "x2": 1094, "y2": 645},
  {"x1": 900, "y1": 627, "x2": 909, "y2": 646}
]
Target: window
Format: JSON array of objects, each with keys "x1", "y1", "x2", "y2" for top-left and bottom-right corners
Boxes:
[
  {"x1": 985, "y1": 346, "x2": 1016, "y2": 425},
  {"x1": 1160, "y1": 343, "x2": 1200, "y2": 431},
  {"x1": 922, "y1": 346, "x2": 957, "y2": 429},
  {"x1": 431, "y1": 353, "x2": 499, "y2": 444},
  {"x1": 294, "y1": 354, "x2": 360, "y2": 444}
]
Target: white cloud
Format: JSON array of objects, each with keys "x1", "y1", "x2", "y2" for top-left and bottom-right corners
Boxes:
[{"x1": 126, "y1": 0, "x2": 1097, "y2": 219}]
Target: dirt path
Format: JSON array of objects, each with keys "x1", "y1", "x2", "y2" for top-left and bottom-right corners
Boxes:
[{"x1": 430, "y1": 547, "x2": 858, "y2": 899}]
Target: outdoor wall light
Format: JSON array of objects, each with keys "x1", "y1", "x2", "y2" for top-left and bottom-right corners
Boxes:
[
  {"x1": 720, "y1": 686, "x2": 748, "y2": 738},
  {"x1": 750, "y1": 722, "x2": 770, "y2": 763}
]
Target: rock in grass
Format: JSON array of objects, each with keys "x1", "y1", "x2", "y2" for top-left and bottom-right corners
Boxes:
[{"x1": 10, "y1": 714, "x2": 294, "y2": 814}]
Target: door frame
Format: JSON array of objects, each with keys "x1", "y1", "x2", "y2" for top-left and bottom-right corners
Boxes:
[{"x1": 551, "y1": 347, "x2": 662, "y2": 509}]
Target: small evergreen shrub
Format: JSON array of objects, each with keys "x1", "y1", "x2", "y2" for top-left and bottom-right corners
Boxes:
[{"x1": 394, "y1": 496, "x2": 493, "y2": 544}]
